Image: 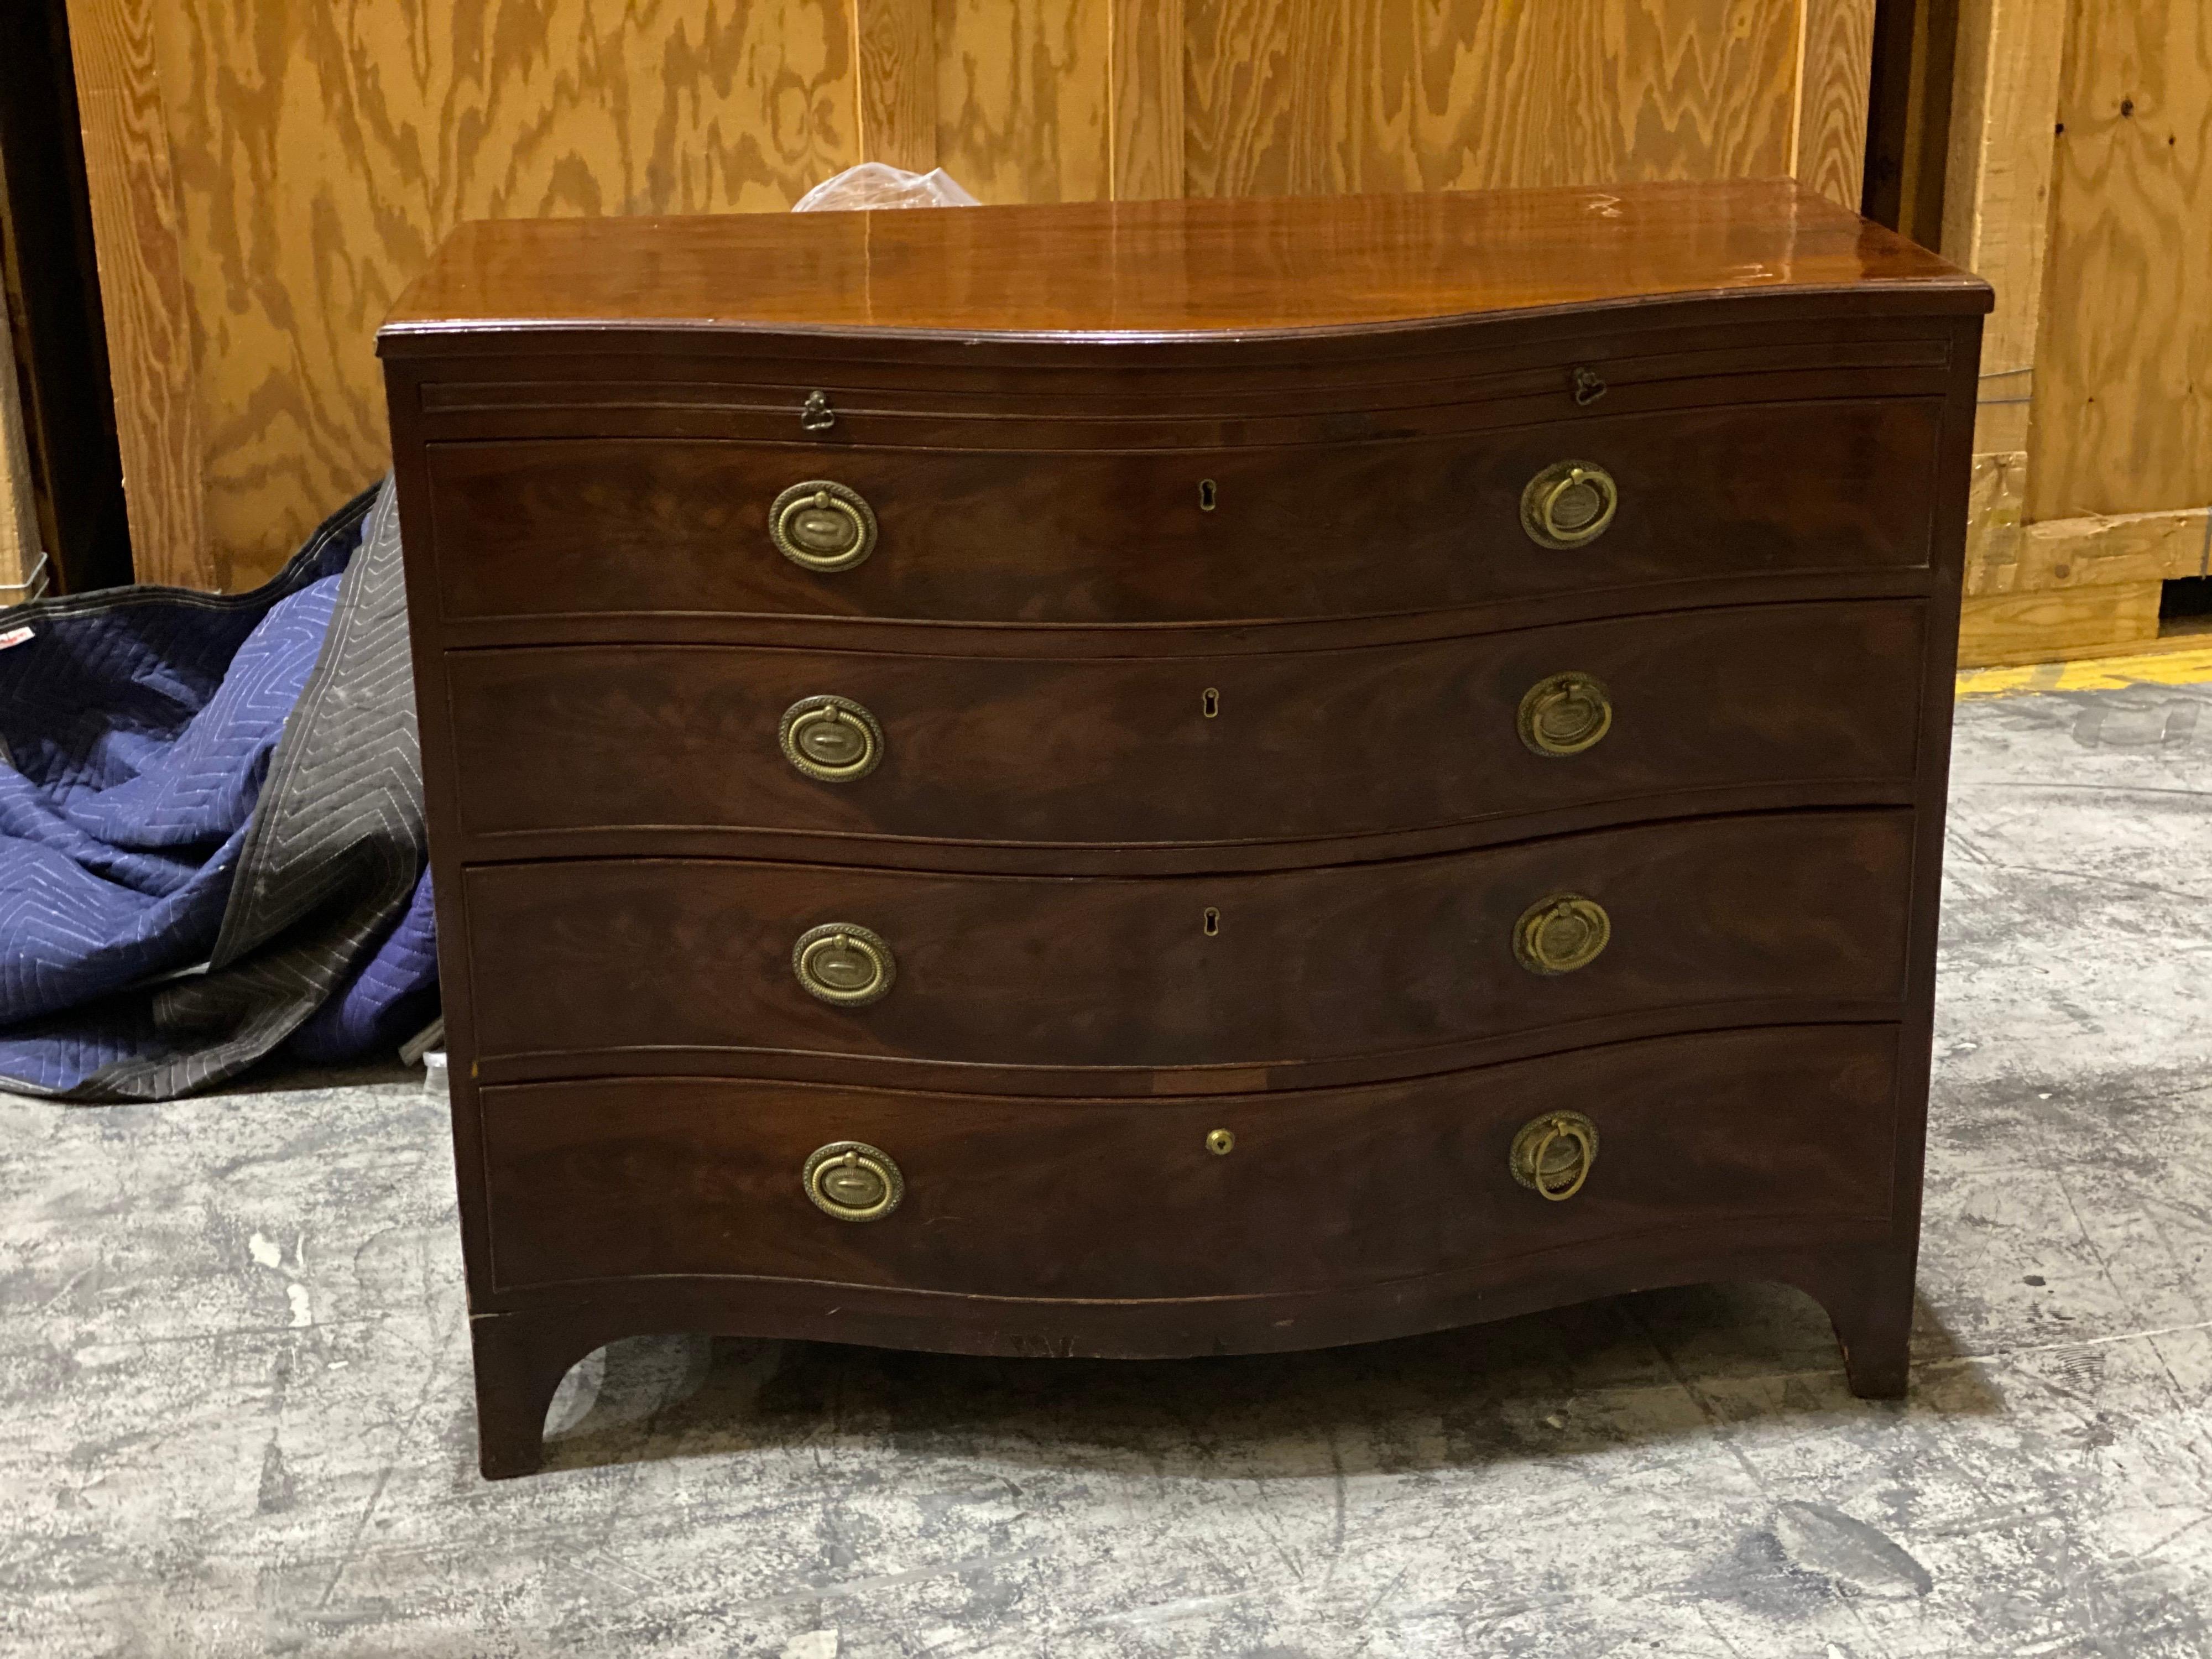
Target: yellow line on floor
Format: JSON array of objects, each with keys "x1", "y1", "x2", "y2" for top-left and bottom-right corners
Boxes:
[{"x1": 1957, "y1": 644, "x2": 2212, "y2": 699}]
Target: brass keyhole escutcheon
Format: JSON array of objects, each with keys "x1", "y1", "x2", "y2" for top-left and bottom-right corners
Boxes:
[
  {"x1": 1206, "y1": 1128, "x2": 1235, "y2": 1155},
  {"x1": 793, "y1": 923, "x2": 896, "y2": 1006},
  {"x1": 1520, "y1": 460, "x2": 1619, "y2": 550},
  {"x1": 803, "y1": 1141, "x2": 904, "y2": 1222},
  {"x1": 1514, "y1": 894, "x2": 1611, "y2": 975},
  {"x1": 1510, "y1": 1112, "x2": 1599, "y2": 1201},
  {"x1": 1517, "y1": 672, "x2": 1613, "y2": 758},
  {"x1": 800, "y1": 389, "x2": 837, "y2": 431},
  {"x1": 1199, "y1": 478, "x2": 1218, "y2": 512},
  {"x1": 770, "y1": 479, "x2": 878, "y2": 572},
  {"x1": 780, "y1": 695, "x2": 884, "y2": 783}
]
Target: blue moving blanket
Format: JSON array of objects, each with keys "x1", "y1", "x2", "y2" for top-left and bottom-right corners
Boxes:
[{"x1": 0, "y1": 481, "x2": 435, "y2": 1099}]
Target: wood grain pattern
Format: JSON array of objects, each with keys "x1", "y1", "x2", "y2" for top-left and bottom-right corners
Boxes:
[
  {"x1": 64, "y1": 0, "x2": 207, "y2": 589},
  {"x1": 933, "y1": 0, "x2": 1108, "y2": 204},
  {"x1": 1109, "y1": 0, "x2": 1184, "y2": 198},
  {"x1": 855, "y1": 0, "x2": 938, "y2": 170},
  {"x1": 2028, "y1": 0, "x2": 2212, "y2": 520},
  {"x1": 383, "y1": 179, "x2": 1975, "y2": 336},
  {"x1": 1183, "y1": 0, "x2": 1803, "y2": 199},
  {"x1": 1955, "y1": 581, "x2": 2164, "y2": 668},
  {"x1": 144, "y1": 0, "x2": 855, "y2": 591},
  {"x1": 0, "y1": 305, "x2": 38, "y2": 596},
  {"x1": 1795, "y1": 0, "x2": 1877, "y2": 210}
]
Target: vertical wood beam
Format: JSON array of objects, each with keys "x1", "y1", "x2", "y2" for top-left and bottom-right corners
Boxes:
[
  {"x1": 853, "y1": 0, "x2": 940, "y2": 173},
  {"x1": 1942, "y1": 0, "x2": 2067, "y2": 457},
  {"x1": 1109, "y1": 0, "x2": 1184, "y2": 200},
  {"x1": 62, "y1": 0, "x2": 206, "y2": 589},
  {"x1": 0, "y1": 300, "x2": 43, "y2": 599},
  {"x1": 1940, "y1": 0, "x2": 2067, "y2": 607}
]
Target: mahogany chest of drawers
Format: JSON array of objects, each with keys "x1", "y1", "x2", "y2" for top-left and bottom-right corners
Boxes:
[{"x1": 380, "y1": 181, "x2": 1991, "y2": 1478}]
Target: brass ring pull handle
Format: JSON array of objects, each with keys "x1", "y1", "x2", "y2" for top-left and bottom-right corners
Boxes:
[
  {"x1": 1520, "y1": 460, "x2": 1619, "y2": 549},
  {"x1": 1514, "y1": 893, "x2": 1611, "y2": 975},
  {"x1": 780, "y1": 695, "x2": 884, "y2": 782},
  {"x1": 793, "y1": 923, "x2": 896, "y2": 1006},
  {"x1": 1518, "y1": 671, "x2": 1613, "y2": 757},
  {"x1": 770, "y1": 480, "x2": 878, "y2": 572},
  {"x1": 803, "y1": 1141, "x2": 904, "y2": 1222},
  {"x1": 1510, "y1": 1112, "x2": 1600, "y2": 1201}
]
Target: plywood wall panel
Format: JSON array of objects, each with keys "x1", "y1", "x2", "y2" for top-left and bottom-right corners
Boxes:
[
  {"x1": 935, "y1": 0, "x2": 1109, "y2": 204},
  {"x1": 1184, "y1": 0, "x2": 1804, "y2": 200},
  {"x1": 146, "y1": 0, "x2": 854, "y2": 589},
  {"x1": 1796, "y1": 0, "x2": 1877, "y2": 210},
  {"x1": 75, "y1": 0, "x2": 1880, "y2": 590},
  {"x1": 2028, "y1": 0, "x2": 2212, "y2": 521},
  {"x1": 1109, "y1": 0, "x2": 1185, "y2": 200}
]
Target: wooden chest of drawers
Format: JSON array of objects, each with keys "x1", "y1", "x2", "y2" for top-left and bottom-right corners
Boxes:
[{"x1": 380, "y1": 181, "x2": 1990, "y2": 1478}]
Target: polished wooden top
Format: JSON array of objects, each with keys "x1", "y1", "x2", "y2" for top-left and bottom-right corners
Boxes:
[{"x1": 382, "y1": 180, "x2": 1987, "y2": 348}]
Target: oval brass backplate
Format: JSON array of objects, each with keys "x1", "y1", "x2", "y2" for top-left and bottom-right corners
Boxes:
[
  {"x1": 1520, "y1": 460, "x2": 1619, "y2": 550},
  {"x1": 770, "y1": 479, "x2": 878, "y2": 572},
  {"x1": 780, "y1": 695, "x2": 884, "y2": 782},
  {"x1": 1517, "y1": 671, "x2": 1613, "y2": 758},
  {"x1": 1510, "y1": 1111, "x2": 1599, "y2": 1201},
  {"x1": 803, "y1": 1141, "x2": 904, "y2": 1222},
  {"x1": 1514, "y1": 894, "x2": 1611, "y2": 975},
  {"x1": 792, "y1": 923, "x2": 896, "y2": 1006}
]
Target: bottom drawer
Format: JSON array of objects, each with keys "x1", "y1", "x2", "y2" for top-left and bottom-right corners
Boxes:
[{"x1": 478, "y1": 1025, "x2": 1901, "y2": 1301}]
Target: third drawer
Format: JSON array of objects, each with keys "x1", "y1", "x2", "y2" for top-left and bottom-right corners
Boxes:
[
  {"x1": 444, "y1": 600, "x2": 1927, "y2": 858},
  {"x1": 460, "y1": 808, "x2": 1917, "y2": 1087}
]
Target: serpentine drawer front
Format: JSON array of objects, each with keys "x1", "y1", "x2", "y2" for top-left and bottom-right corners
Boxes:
[
  {"x1": 442, "y1": 599, "x2": 1927, "y2": 860},
  {"x1": 424, "y1": 400, "x2": 1942, "y2": 627},
  {"x1": 477, "y1": 1025, "x2": 1901, "y2": 1302},
  {"x1": 380, "y1": 180, "x2": 1990, "y2": 1477},
  {"x1": 459, "y1": 811, "x2": 1916, "y2": 1088}
]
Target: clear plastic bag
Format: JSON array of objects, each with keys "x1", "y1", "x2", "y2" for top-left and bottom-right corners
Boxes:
[{"x1": 792, "y1": 163, "x2": 980, "y2": 212}]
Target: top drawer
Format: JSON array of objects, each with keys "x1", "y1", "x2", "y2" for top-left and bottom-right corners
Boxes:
[{"x1": 423, "y1": 399, "x2": 1942, "y2": 628}]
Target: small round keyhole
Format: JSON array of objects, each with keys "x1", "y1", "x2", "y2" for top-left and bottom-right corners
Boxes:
[
  {"x1": 1202, "y1": 687, "x2": 1220, "y2": 718},
  {"x1": 1203, "y1": 907, "x2": 1220, "y2": 936},
  {"x1": 1199, "y1": 479, "x2": 1218, "y2": 512},
  {"x1": 1206, "y1": 1128, "x2": 1235, "y2": 1155}
]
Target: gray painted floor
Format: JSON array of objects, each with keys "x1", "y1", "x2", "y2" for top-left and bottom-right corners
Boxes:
[{"x1": 6, "y1": 667, "x2": 2212, "y2": 1658}]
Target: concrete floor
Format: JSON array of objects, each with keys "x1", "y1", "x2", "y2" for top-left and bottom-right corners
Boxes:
[{"x1": 5, "y1": 663, "x2": 2212, "y2": 1658}]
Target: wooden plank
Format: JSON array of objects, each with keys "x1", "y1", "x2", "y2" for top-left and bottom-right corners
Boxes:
[
  {"x1": 64, "y1": 0, "x2": 207, "y2": 589},
  {"x1": 1940, "y1": 0, "x2": 2067, "y2": 459},
  {"x1": 142, "y1": 0, "x2": 854, "y2": 592},
  {"x1": 2010, "y1": 506, "x2": 2212, "y2": 592},
  {"x1": 1956, "y1": 582, "x2": 2164, "y2": 669},
  {"x1": 1109, "y1": 0, "x2": 1183, "y2": 199},
  {"x1": 935, "y1": 0, "x2": 1109, "y2": 204},
  {"x1": 855, "y1": 0, "x2": 939, "y2": 171},
  {"x1": 0, "y1": 298, "x2": 40, "y2": 597},
  {"x1": 1797, "y1": 0, "x2": 1879, "y2": 212},
  {"x1": 1184, "y1": 0, "x2": 1803, "y2": 200},
  {"x1": 2028, "y1": 0, "x2": 2212, "y2": 520}
]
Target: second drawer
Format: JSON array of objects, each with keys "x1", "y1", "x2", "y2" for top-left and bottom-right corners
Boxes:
[
  {"x1": 444, "y1": 601, "x2": 1927, "y2": 856},
  {"x1": 460, "y1": 810, "x2": 1916, "y2": 1085}
]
